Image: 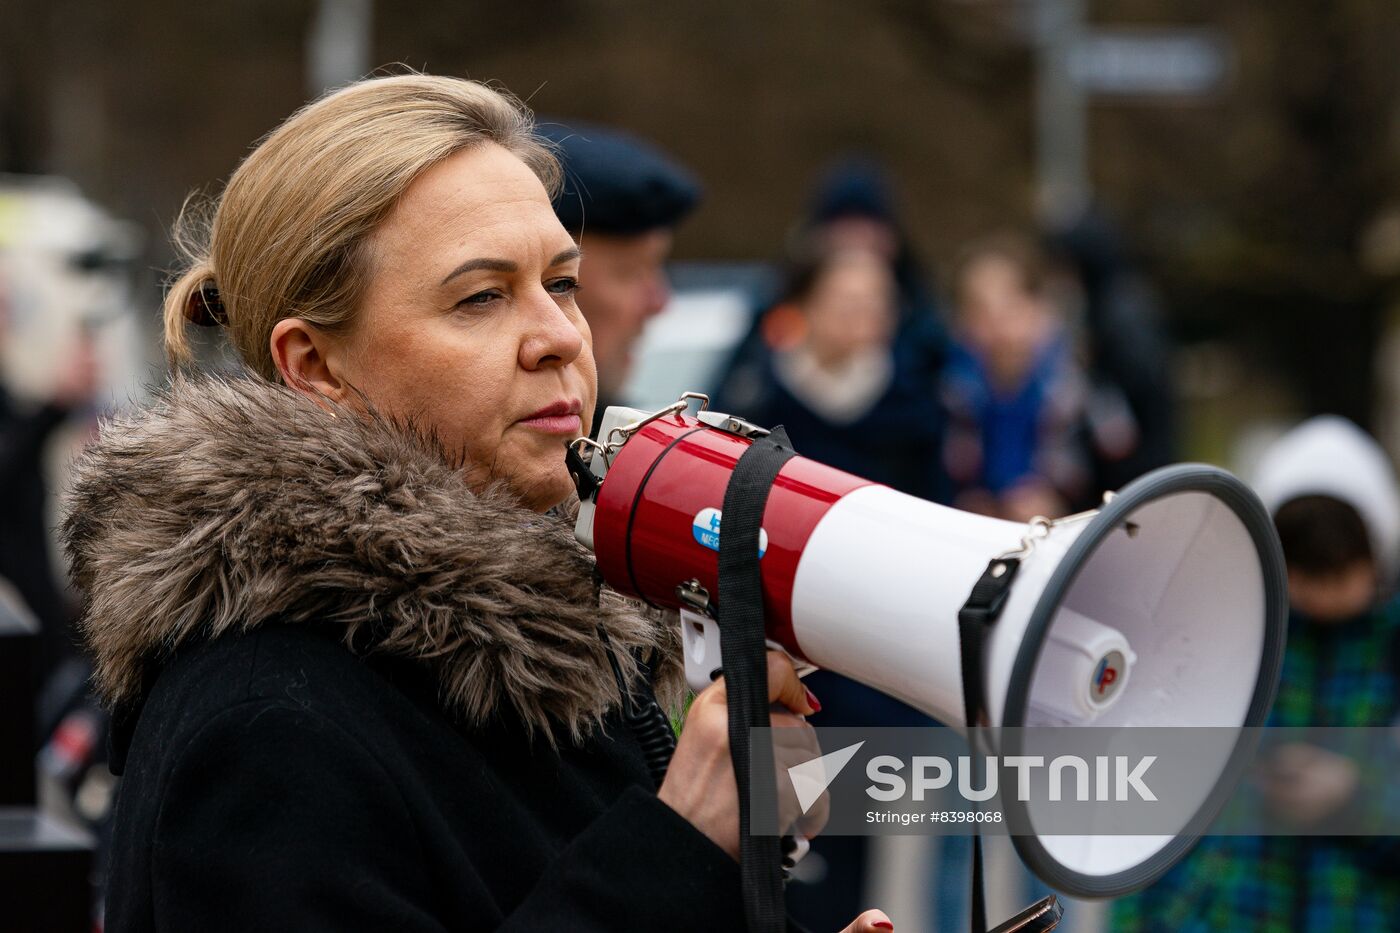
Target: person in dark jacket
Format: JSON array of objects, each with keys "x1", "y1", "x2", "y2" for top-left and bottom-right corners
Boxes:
[
  {"x1": 1044, "y1": 210, "x2": 1175, "y2": 492},
  {"x1": 66, "y1": 75, "x2": 892, "y2": 933},
  {"x1": 0, "y1": 320, "x2": 98, "y2": 678},
  {"x1": 718, "y1": 159, "x2": 948, "y2": 494}
]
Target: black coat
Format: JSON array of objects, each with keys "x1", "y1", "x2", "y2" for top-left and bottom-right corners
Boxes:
[
  {"x1": 106, "y1": 624, "x2": 747, "y2": 931},
  {"x1": 64, "y1": 376, "x2": 786, "y2": 931}
]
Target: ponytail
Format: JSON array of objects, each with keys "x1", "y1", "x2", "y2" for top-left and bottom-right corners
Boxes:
[{"x1": 161, "y1": 195, "x2": 221, "y2": 369}]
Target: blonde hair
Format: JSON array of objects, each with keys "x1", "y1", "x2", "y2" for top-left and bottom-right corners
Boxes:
[{"x1": 163, "y1": 74, "x2": 561, "y2": 379}]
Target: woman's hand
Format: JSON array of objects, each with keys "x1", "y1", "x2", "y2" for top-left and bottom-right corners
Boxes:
[
  {"x1": 658, "y1": 650, "x2": 821, "y2": 859},
  {"x1": 839, "y1": 910, "x2": 895, "y2": 932}
]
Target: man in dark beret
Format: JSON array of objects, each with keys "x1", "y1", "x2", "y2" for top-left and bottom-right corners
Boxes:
[{"x1": 536, "y1": 121, "x2": 701, "y2": 424}]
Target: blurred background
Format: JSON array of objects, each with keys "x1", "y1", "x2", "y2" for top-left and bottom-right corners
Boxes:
[
  {"x1": 4, "y1": 1, "x2": 1400, "y2": 930},
  {"x1": 7, "y1": 0, "x2": 1400, "y2": 456}
]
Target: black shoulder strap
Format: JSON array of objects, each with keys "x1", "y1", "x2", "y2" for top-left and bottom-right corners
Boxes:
[{"x1": 718, "y1": 426, "x2": 796, "y2": 933}]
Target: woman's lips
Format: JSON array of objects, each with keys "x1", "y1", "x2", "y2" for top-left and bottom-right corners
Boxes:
[
  {"x1": 517, "y1": 399, "x2": 583, "y2": 435},
  {"x1": 516, "y1": 413, "x2": 582, "y2": 434}
]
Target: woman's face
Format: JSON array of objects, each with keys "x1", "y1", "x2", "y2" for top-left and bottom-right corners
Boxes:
[
  {"x1": 802, "y1": 250, "x2": 896, "y2": 366},
  {"x1": 331, "y1": 142, "x2": 596, "y2": 511}
]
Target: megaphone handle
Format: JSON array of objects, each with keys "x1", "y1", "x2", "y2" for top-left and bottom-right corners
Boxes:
[
  {"x1": 680, "y1": 608, "x2": 724, "y2": 694},
  {"x1": 681, "y1": 608, "x2": 818, "y2": 694}
]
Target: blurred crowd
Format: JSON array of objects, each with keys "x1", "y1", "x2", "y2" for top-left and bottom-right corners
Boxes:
[{"x1": 1, "y1": 113, "x2": 1398, "y2": 932}]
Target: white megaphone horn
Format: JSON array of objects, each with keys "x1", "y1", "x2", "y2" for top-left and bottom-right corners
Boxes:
[{"x1": 571, "y1": 393, "x2": 1287, "y2": 899}]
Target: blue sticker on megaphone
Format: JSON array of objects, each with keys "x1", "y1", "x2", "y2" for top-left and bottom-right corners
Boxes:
[{"x1": 693, "y1": 507, "x2": 768, "y2": 558}]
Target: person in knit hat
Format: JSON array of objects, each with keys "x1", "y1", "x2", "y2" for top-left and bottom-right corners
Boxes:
[{"x1": 1112, "y1": 415, "x2": 1400, "y2": 932}]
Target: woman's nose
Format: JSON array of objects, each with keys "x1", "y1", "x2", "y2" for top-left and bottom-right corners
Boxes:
[{"x1": 519, "y1": 288, "x2": 586, "y2": 370}]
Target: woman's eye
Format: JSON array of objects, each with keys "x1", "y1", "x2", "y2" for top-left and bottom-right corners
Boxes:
[
  {"x1": 457, "y1": 289, "x2": 503, "y2": 308},
  {"x1": 546, "y1": 277, "x2": 581, "y2": 297}
]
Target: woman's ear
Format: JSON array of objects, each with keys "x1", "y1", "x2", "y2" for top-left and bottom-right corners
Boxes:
[{"x1": 270, "y1": 318, "x2": 348, "y2": 401}]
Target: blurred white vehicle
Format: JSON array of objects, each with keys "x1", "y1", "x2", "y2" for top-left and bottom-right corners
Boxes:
[{"x1": 619, "y1": 262, "x2": 774, "y2": 410}]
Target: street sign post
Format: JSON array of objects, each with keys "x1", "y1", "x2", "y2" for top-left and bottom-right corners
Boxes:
[{"x1": 1031, "y1": 0, "x2": 1235, "y2": 223}]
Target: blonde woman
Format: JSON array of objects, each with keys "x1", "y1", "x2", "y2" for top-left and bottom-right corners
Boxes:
[{"x1": 67, "y1": 75, "x2": 892, "y2": 932}]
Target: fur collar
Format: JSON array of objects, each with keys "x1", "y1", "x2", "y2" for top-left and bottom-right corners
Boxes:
[{"x1": 64, "y1": 374, "x2": 681, "y2": 742}]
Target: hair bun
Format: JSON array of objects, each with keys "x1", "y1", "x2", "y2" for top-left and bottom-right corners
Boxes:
[{"x1": 185, "y1": 281, "x2": 227, "y2": 327}]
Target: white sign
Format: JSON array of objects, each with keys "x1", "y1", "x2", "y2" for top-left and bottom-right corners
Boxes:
[{"x1": 1070, "y1": 29, "x2": 1231, "y2": 97}]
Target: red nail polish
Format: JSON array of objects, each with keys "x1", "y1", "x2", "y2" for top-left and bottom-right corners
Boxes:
[
  {"x1": 873, "y1": 923, "x2": 894, "y2": 931},
  {"x1": 804, "y1": 687, "x2": 822, "y2": 713}
]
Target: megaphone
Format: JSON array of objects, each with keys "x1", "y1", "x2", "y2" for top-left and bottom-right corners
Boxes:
[{"x1": 572, "y1": 394, "x2": 1286, "y2": 899}]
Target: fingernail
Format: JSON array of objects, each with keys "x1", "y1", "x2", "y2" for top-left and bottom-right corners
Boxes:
[
  {"x1": 872, "y1": 923, "x2": 894, "y2": 931},
  {"x1": 804, "y1": 687, "x2": 822, "y2": 713}
]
